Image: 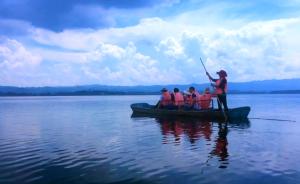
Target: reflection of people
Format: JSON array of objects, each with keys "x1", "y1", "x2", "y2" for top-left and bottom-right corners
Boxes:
[
  {"x1": 157, "y1": 118, "x2": 212, "y2": 144},
  {"x1": 206, "y1": 70, "x2": 228, "y2": 111},
  {"x1": 174, "y1": 120, "x2": 184, "y2": 142},
  {"x1": 160, "y1": 119, "x2": 184, "y2": 143},
  {"x1": 199, "y1": 121, "x2": 212, "y2": 141},
  {"x1": 184, "y1": 121, "x2": 212, "y2": 144},
  {"x1": 211, "y1": 123, "x2": 229, "y2": 168}
]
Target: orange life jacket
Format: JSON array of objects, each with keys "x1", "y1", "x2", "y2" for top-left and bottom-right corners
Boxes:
[
  {"x1": 174, "y1": 92, "x2": 184, "y2": 106},
  {"x1": 194, "y1": 91, "x2": 201, "y2": 101},
  {"x1": 185, "y1": 95, "x2": 193, "y2": 106},
  {"x1": 199, "y1": 93, "x2": 212, "y2": 109},
  {"x1": 192, "y1": 91, "x2": 202, "y2": 109},
  {"x1": 215, "y1": 78, "x2": 228, "y2": 95},
  {"x1": 161, "y1": 91, "x2": 172, "y2": 106}
]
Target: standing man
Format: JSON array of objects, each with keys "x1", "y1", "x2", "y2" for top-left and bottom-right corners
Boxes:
[{"x1": 206, "y1": 70, "x2": 228, "y2": 111}]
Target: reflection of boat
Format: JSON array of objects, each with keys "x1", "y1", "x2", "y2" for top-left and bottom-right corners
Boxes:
[{"x1": 131, "y1": 103, "x2": 250, "y2": 120}]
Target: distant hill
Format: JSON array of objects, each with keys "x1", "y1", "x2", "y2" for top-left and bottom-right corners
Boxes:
[
  {"x1": 228, "y1": 78, "x2": 300, "y2": 92},
  {"x1": 0, "y1": 78, "x2": 300, "y2": 96}
]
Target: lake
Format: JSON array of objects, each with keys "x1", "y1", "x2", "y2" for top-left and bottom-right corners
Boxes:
[{"x1": 0, "y1": 95, "x2": 300, "y2": 184}]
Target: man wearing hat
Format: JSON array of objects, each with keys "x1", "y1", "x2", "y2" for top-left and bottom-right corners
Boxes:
[{"x1": 206, "y1": 70, "x2": 228, "y2": 111}]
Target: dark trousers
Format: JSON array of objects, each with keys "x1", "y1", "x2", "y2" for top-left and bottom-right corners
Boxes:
[{"x1": 217, "y1": 94, "x2": 228, "y2": 111}]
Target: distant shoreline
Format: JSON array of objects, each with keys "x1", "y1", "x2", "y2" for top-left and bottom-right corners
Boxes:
[
  {"x1": 1, "y1": 78, "x2": 300, "y2": 96},
  {"x1": 0, "y1": 90, "x2": 299, "y2": 97}
]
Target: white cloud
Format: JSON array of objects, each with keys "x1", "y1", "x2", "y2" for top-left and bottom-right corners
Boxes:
[
  {"x1": 85, "y1": 43, "x2": 126, "y2": 62},
  {"x1": 30, "y1": 17, "x2": 184, "y2": 51},
  {"x1": 0, "y1": 38, "x2": 41, "y2": 69},
  {"x1": 201, "y1": 18, "x2": 300, "y2": 81},
  {"x1": 2, "y1": 14, "x2": 300, "y2": 86},
  {"x1": 156, "y1": 37, "x2": 186, "y2": 59},
  {"x1": 0, "y1": 38, "x2": 43, "y2": 86},
  {"x1": 80, "y1": 42, "x2": 186, "y2": 85}
]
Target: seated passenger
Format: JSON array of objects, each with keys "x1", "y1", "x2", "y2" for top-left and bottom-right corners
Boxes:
[
  {"x1": 158, "y1": 88, "x2": 172, "y2": 109},
  {"x1": 188, "y1": 86, "x2": 201, "y2": 110},
  {"x1": 183, "y1": 91, "x2": 193, "y2": 109},
  {"x1": 199, "y1": 88, "x2": 212, "y2": 109},
  {"x1": 173, "y1": 88, "x2": 184, "y2": 109}
]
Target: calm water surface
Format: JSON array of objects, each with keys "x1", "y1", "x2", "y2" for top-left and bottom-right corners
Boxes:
[{"x1": 0, "y1": 95, "x2": 300, "y2": 184}]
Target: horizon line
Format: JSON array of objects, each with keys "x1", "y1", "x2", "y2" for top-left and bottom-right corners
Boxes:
[{"x1": 1, "y1": 78, "x2": 300, "y2": 88}]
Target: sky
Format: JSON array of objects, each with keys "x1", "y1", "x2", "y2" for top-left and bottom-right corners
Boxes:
[{"x1": 0, "y1": 0, "x2": 300, "y2": 86}]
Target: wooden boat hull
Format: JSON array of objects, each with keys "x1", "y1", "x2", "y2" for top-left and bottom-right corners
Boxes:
[{"x1": 131, "y1": 103, "x2": 251, "y2": 120}]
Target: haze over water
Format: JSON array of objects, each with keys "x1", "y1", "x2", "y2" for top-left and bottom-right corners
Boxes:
[{"x1": 0, "y1": 94, "x2": 300, "y2": 184}]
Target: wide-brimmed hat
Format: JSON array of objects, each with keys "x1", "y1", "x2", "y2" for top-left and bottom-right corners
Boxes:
[{"x1": 216, "y1": 70, "x2": 227, "y2": 77}]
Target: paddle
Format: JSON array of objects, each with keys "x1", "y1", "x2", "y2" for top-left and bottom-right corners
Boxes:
[
  {"x1": 249, "y1": 117, "x2": 296, "y2": 122},
  {"x1": 200, "y1": 57, "x2": 228, "y2": 121}
]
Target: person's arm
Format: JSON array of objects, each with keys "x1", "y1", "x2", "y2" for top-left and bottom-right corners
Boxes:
[{"x1": 206, "y1": 72, "x2": 217, "y2": 82}]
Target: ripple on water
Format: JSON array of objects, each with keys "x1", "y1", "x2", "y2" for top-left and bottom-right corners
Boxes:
[
  {"x1": 0, "y1": 144, "x2": 47, "y2": 183},
  {"x1": 1, "y1": 95, "x2": 300, "y2": 184}
]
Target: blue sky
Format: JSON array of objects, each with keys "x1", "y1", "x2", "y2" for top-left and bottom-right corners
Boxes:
[{"x1": 0, "y1": 0, "x2": 300, "y2": 86}]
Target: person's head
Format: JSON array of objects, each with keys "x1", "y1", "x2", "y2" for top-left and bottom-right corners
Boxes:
[
  {"x1": 204, "y1": 87, "x2": 210, "y2": 94},
  {"x1": 189, "y1": 86, "x2": 195, "y2": 93},
  {"x1": 161, "y1": 88, "x2": 168, "y2": 93},
  {"x1": 174, "y1": 88, "x2": 179, "y2": 93},
  {"x1": 216, "y1": 70, "x2": 227, "y2": 78}
]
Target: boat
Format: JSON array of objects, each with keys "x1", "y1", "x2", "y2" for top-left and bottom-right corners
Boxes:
[{"x1": 131, "y1": 103, "x2": 251, "y2": 120}]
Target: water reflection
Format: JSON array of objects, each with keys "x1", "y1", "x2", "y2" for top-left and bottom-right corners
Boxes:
[
  {"x1": 139, "y1": 115, "x2": 250, "y2": 169},
  {"x1": 157, "y1": 118, "x2": 212, "y2": 144},
  {"x1": 210, "y1": 122, "x2": 229, "y2": 168}
]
